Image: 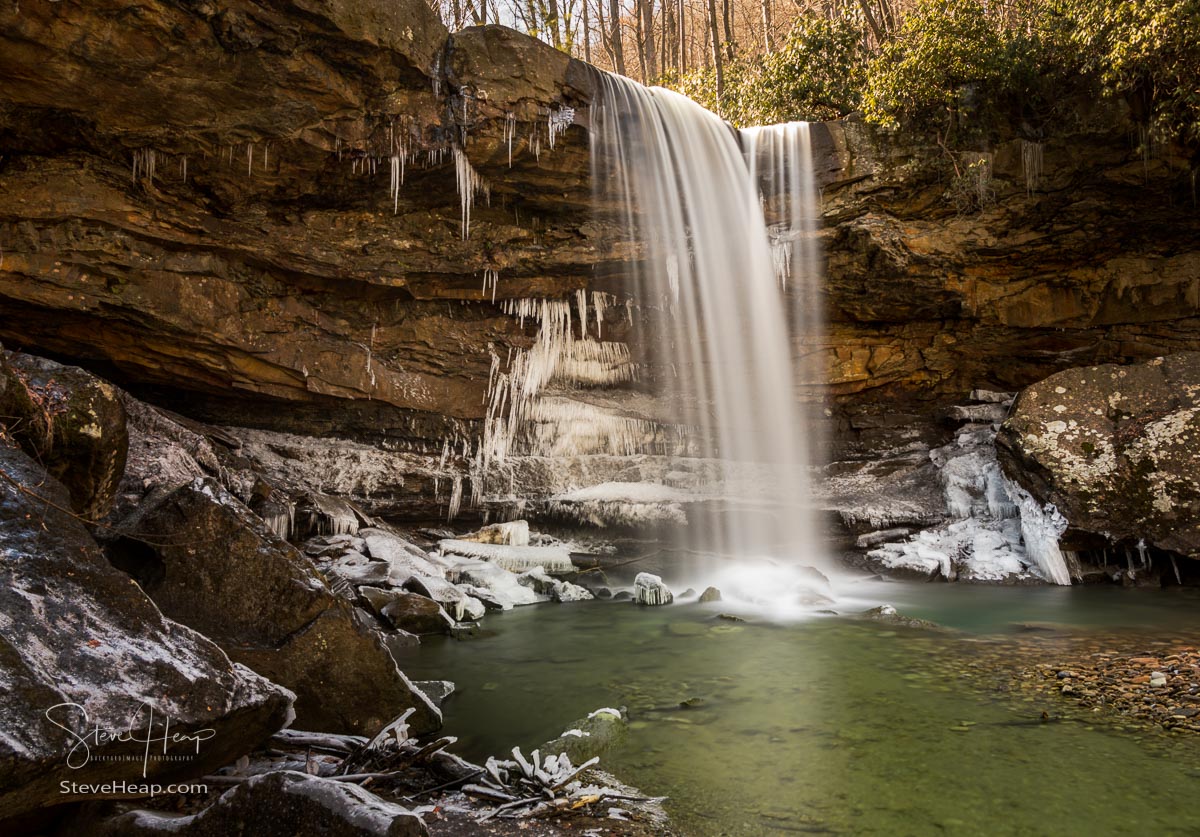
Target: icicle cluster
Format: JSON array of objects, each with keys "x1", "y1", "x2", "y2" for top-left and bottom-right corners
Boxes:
[
  {"x1": 454, "y1": 147, "x2": 490, "y2": 240},
  {"x1": 1021, "y1": 140, "x2": 1044, "y2": 194},
  {"x1": 131, "y1": 149, "x2": 157, "y2": 183},
  {"x1": 482, "y1": 268, "x2": 500, "y2": 302},
  {"x1": 548, "y1": 107, "x2": 575, "y2": 150}
]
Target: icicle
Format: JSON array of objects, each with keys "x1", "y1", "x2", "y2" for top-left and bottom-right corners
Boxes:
[
  {"x1": 548, "y1": 107, "x2": 574, "y2": 150},
  {"x1": 1004, "y1": 477, "x2": 1072, "y2": 585},
  {"x1": 132, "y1": 149, "x2": 157, "y2": 184},
  {"x1": 1021, "y1": 140, "x2": 1043, "y2": 194},
  {"x1": 482, "y1": 268, "x2": 499, "y2": 302},
  {"x1": 453, "y1": 147, "x2": 489, "y2": 240},
  {"x1": 389, "y1": 154, "x2": 403, "y2": 214},
  {"x1": 504, "y1": 112, "x2": 516, "y2": 166},
  {"x1": 180, "y1": 155, "x2": 187, "y2": 183},
  {"x1": 447, "y1": 476, "x2": 463, "y2": 521},
  {"x1": 575, "y1": 288, "x2": 589, "y2": 338}
]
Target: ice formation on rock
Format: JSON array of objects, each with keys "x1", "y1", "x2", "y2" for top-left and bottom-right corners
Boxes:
[
  {"x1": 438, "y1": 539, "x2": 575, "y2": 574},
  {"x1": 866, "y1": 421, "x2": 1075, "y2": 585},
  {"x1": 633, "y1": 572, "x2": 673, "y2": 606},
  {"x1": 453, "y1": 147, "x2": 490, "y2": 240}
]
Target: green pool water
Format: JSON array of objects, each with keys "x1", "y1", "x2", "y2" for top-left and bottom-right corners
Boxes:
[{"x1": 397, "y1": 582, "x2": 1200, "y2": 836}]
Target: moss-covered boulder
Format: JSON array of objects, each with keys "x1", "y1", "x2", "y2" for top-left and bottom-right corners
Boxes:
[{"x1": 997, "y1": 353, "x2": 1200, "y2": 557}]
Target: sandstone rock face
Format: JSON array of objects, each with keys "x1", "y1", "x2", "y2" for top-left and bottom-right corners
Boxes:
[
  {"x1": 0, "y1": 351, "x2": 128, "y2": 518},
  {"x1": 809, "y1": 116, "x2": 1200, "y2": 456},
  {"x1": 2, "y1": 1, "x2": 1199, "y2": 519},
  {"x1": 997, "y1": 353, "x2": 1200, "y2": 557},
  {"x1": 120, "y1": 478, "x2": 441, "y2": 735},
  {"x1": 0, "y1": 444, "x2": 293, "y2": 819}
]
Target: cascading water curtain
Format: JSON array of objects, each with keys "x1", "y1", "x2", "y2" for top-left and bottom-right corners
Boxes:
[
  {"x1": 590, "y1": 71, "x2": 826, "y2": 575},
  {"x1": 741, "y1": 123, "x2": 828, "y2": 484}
]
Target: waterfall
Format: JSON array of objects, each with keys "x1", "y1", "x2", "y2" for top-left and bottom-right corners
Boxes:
[{"x1": 590, "y1": 73, "x2": 827, "y2": 584}]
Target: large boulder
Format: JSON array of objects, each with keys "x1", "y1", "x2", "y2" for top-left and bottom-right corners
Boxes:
[
  {"x1": 997, "y1": 353, "x2": 1200, "y2": 556},
  {"x1": 0, "y1": 351, "x2": 128, "y2": 518},
  {"x1": 119, "y1": 477, "x2": 440, "y2": 736},
  {"x1": 90, "y1": 770, "x2": 427, "y2": 837},
  {"x1": 0, "y1": 443, "x2": 293, "y2": 820}
]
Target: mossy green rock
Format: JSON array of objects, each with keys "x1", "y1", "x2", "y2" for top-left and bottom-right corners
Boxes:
[{"x1": 997, "y1": 353, "x2": 1200, "y2": 557}]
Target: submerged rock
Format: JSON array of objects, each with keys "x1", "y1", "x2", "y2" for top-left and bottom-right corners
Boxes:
[
  {"x1": 860, "y1": 604, "x2": 940, "y2": 629},
  {"x1": 118, "y1": 477, "x2": 439, "y2": 735},
  {"x1": 540, "y1": 707, "x2": 628, "y2": 763},
  {"x1": 633, "y1": 572, "x2": 674, "y2": 606},
  {"x1": 0, "y1": 444, "x2": 293, "y2": 819},
  {"x1": 412, "y1": 680, "x2": 456, "y2": 710},
  {"x1": 91, "y1": 771, "x2": 427, "y2": 837},
  {"x1": 517, "y1": 566, "x2": 595, "y2": 602}
]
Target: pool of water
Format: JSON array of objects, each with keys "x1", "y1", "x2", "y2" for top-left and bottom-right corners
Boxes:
[{"x1": 397, "y1": 582, "x2": 1200, "y2": 835}]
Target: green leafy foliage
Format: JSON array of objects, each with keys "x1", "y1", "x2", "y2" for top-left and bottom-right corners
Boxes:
[
  {"x1": 1064, "y1": 0, "x2": 1200, "y2": 145},
  {"x1": 672, "y1": 13, "x2": 866, "y2": 127},
  {"x1": 665, "y1": 0, "x2": 1198, "y2": 154}
]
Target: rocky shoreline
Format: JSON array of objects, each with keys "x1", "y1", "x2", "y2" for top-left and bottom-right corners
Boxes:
[{"x1": 0, "y1": 347, "x2": 674, "y2": 835}]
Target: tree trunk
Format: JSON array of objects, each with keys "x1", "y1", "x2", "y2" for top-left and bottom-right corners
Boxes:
[
  {"x1": 610, "y1": 0, "x2": 626, "y2": 75},
  {"x1": 660, "y1": 0, "x2": 671, "y2": 78},
  {"x1": 678, "y1": 0, "x2": 687, "y2": 74},
  {"x1": 707, "y1": 0, "x2": 723, "y2": 102},
  {"x1": 761, "y1": 0, "x2": 773, "y2": 52},
  {"x1": 722, "y1": 0, "x2": 734, "y2": 60},
  {"x1": 548, "y1": 0, "x2": 562, "y2": 47},
  {"x1": 583, "y1": 0, "x2": 593, "y2": 63},
  {"x1": 638, "y1": 0, "x2": 657, "y2": 81}
]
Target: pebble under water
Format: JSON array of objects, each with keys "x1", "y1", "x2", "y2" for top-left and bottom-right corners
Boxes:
[{"x1": 398, "y1": 582, "x2": 1200, "y2": 836}]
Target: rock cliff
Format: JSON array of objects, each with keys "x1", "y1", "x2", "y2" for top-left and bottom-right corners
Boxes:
[{"x1": 2, "y1": 1, "x2": 1199, "y2": 521}]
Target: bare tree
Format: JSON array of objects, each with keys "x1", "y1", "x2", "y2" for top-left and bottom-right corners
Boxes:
[
  {"x1": 610, "y1": 0, "x2": 626, "y2": 75},
  {"x1": 638, "y1": 0, "x2": 657, "y2": 80},
  {"x1": 707, "y1": 0, "x2": 724, "y2": 101}
]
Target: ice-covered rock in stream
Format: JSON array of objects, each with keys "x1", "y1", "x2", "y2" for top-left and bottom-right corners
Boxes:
[
  {"x1": 359, "y1": 588, "x2": 454, "y2": 635},
  {"x1": 404, "y1": 573, "x2": 466, "y2": 606},
  {"x1": 460, "y1": 519, "x2": 531, "y2": 546},
  {"x1": 304, "y1": 533, "x2": 368, "y2": 559},
  {"x1": 518, "y1": 566, "x2": 595, "y2": 602},
  {"x1": 412, "y1": 680, "x2": 456, "y2": 709},
  {"x1": 325, "y1": 552, "x2": 393, "y2": 587},
  {"x1": 1004, "y1": 477, "x2": 1073, "y2": 586},
  {"x1": 447, "y1": 559, "x2": 548, "y2": 609},
  {"x1": 361, "y1": 529, "x2": 452, "y2": 581},
  {"x1": 547, "y1": 481, "x2": 690, "y2": 527},
  {"x1": 633, "y1": 572, "x2": 673, "y2": 606},
  {"x1": 437, "y1": 539, "x2": 575, "y2": 573},
  {"x1": 863, "y1": 421, "x2": 1067, "y2": 584}
]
